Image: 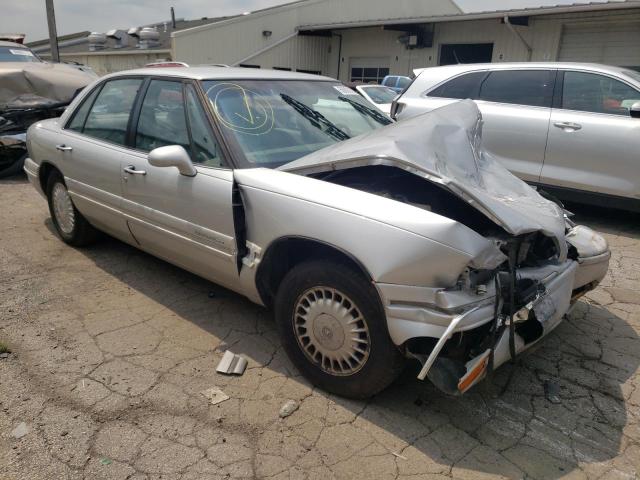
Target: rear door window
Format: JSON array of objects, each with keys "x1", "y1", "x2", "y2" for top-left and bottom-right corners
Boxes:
[
  {"x1": 82, "y1": 78, "x2": 143, "y2": 145},
  {"x1": 428, "y1": 71, "x2": 486, "y2": 99},
  {"x1": 478, "y1": 70, "x2": 554, "y2": 107},
  {"x1": 561, "y1": 71, "x2": 640, "y2": 116}
]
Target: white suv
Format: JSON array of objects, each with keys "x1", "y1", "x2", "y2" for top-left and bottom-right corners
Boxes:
[{"x1": 392, "y1": 63, "x2": 640, "y2": 211}]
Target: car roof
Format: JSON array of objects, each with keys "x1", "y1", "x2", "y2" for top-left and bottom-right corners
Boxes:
[
  {"x1": 414, "y1": 62, "x2": 632, "y2": 77},
  {"x1": 0, "y1": 40, "x2": 29, "y2": 48},
  {"x1": 104, "y1": 66, "x2": 337, "y2": 82}
]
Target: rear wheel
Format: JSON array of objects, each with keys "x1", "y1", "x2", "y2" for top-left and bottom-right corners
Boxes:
[
  {"x1": 274, "y1": 260, "x2": 405, "y2": 399},
  {"x1": 46, "y1": 171, "x2": 99, "y2": 246}
]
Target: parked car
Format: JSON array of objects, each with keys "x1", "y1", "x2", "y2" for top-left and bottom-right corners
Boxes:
[
  {"x1": 354, "y1": 85, "x2": 398, "y2": 115},
  {"x1": 0, "y1": 40, "x2": 96, "y2": 178},
  {"x1": 24, "y1": 67, "x2": 610, "y2": 398},
  {"x1": 392, "y1": 62, "x2": 640, "y2": 211},
  {"x1": 381, "y1": 75, "x2": 413, "y2": 93}
]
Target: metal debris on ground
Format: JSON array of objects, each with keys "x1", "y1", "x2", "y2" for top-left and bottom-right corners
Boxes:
[
  {"x1": 11, "y1": 422, "x2": 29, "y2": 439},
  {"x1": 0, "y1": 353, "x2": 9, "y2": 359},
  {"x1": 216, "y1": 350, "x2": 248, "y2": 375},
  {"x1": 201, "y1": 387, "x2": 230, "y2": 405},
  {"x1": 544, "y1": 380, "x2": 562, "y2": 404},
  {"x1": 279, "y1": 400, "x2": 299, "y2": 418}
]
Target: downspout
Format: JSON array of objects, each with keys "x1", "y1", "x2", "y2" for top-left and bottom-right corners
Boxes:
[
  {"x1": 231, "y1": 31, "x2": 299, "y2": 67},
  {"x1": 333, "y1": 33, "x2": 342, "y2": 80},
  {"x1": 504, "y1": 16, "x2": 532, "y2": 61}
]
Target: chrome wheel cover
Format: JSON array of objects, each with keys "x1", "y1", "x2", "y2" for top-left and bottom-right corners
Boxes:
[
  {"x1": 293, "y1": 287, "x2": 371, "y2": 376},
  {"x1": 52, "y1": 182, "x2": 75, "y2": 235}
]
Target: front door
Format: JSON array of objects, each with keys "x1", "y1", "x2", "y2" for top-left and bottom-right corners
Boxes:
[
  {"x1": 541, "y1": 70, "x2": 640, "y2": 200},
  {"x1": 120, "y1": 79, "x2": 240, "y2": 290}
]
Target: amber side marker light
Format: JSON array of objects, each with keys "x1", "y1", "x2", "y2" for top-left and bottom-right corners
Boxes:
[{"x1": 458, "y1": 349, "x2": 491, "y2": 393}]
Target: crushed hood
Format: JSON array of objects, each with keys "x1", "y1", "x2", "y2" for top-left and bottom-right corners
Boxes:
[
  {"x1": 281, "y1": 100, "x2": 567, "y2": 260},
  {"x1": 0, "y1": 62, "x2": 95, "y2": 110}
]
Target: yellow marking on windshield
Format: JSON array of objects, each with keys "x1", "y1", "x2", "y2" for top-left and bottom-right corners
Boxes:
[{"x1": 206, "y1": 82, "x2": 274, "y2": 136}]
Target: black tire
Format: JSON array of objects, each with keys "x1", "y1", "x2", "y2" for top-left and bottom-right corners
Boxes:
[
  {"x1": 46, "y1": 171, "x2": 99, "y2": 246},
  {"x1": 274, "y1": 260, "x2": 405, "y2": 399}
]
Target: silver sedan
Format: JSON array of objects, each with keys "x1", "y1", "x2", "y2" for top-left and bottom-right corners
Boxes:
[{"x1": 25, "y1": 67, "x2": 610, "y2": 398}]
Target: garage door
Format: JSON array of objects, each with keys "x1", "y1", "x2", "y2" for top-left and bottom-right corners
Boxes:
[
  {"x1": 349, "y1": 57, "x2": 390, "y2": 83},
  {"x1": 559, "y1": 23, "x2": 640, "y2": 69}
]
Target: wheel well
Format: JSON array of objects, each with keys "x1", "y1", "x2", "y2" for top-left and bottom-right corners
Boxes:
[
  {"x1": 38, "y1": 162, "x2": 61, "y2": 193},
  {"x1": 256, "y1": 237, "x2": 373, "y2": 309}
]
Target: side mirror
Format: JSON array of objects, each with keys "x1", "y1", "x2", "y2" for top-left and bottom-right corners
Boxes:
[
  {"x1": 630, "y1": 102, "x2": 640, "y2": 119},
  {"x1": 148, "y1": 145, "x2": 197, "y2": 177}
]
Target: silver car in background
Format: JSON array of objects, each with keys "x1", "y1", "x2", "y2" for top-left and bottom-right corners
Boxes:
[
  {"x1": 392, "y1": 63, "x2": 640, "y2": 211},
  {"x1": 24, "y1": 67, "x2": 610, "y2": 398}
]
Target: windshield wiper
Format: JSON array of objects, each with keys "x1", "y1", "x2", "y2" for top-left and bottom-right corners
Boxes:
[
  {"x1": 338, "y1": 96, "x2": 392, "y2": 126},
  {"x1": 280, "y1": 93, "x2": 350, "y2": 141}
]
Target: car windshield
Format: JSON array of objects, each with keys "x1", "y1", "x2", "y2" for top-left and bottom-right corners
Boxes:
[
  {"x1": 360, "y1": 86, "x2": 397, "y2": 104},
  {"x1": 200, "y1": 79, "x2": 391, "y2": 168},
  {"x1": 0, "y1": 46, "x2": 40, "y2": 63}
]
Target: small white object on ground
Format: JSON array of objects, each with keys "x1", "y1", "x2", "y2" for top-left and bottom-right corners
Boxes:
[
  {"x1": 201, "y1": 387, "x2": 230, "y2": 405},
  {"x1": 216, "y1": 350, "x2": 248, "y2": 375},
  {"x1": 11, "y1": 422, "x2": 29, "y2": 439},
  {"x1": 279, "y1": 400, "x2": 299, "y2": 418}
]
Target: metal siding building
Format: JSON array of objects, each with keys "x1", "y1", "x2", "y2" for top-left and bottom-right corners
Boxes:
[{"x1": 172, "y1": 0, "x2": 640, "y2": 81}]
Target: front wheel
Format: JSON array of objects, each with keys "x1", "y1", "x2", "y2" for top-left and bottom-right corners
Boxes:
[
  {"x1": 274, "y1": 260, "x2": 405, "y2": 399},
  {"x1": 46, "y1": 172, "x2": 99, "y2": 246}
]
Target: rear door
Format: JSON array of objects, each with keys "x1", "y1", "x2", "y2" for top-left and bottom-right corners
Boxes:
[
  {"x1": 120, "y1": 79, "x2": 240, "y2": 290},
  {"x1": 541, "y1": 70, "x2": 640, "y2": 199},
  {"x1": 474, "y1": 69, "x2": 555, "y2": 183},
  {"x1": 56, "y1": 77, "x2": 143, "y2": 242},
  {"x1": 405, "y1": 69, "x2": 554, "y2": 182}
]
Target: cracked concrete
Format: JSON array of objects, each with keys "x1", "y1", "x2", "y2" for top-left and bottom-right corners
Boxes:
[{"x1": 1, "y1": 176, "x2": 639, "y2": 479}]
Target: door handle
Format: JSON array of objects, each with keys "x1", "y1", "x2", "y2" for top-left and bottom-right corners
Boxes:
[
  {"x1": 123, "y1": 165, "x2": 147, "y2": 175},
  {"x1": 56, "y1": 144, "x2": 73, "y2": 152},
  {"x1": 554, "y1": 121, "x2": 582, "y2": 131}
]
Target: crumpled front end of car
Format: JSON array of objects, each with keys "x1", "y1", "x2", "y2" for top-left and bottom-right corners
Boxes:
[
  {"x1": 281, "y1": 99, "x2": 610, "y2": 395},
  {"x1": 378, "y1": 224, "x2": 609, "y2": 395}
]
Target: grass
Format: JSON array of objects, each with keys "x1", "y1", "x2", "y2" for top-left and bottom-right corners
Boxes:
[{"x1": 0, "y1": 341, "x2": 10, "y2": 354}]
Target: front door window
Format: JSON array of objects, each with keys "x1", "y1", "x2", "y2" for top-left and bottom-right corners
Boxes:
[
  {"x1": 562, "y1": 71, "x2": 640, "y2": 116},
  {"x1": 135, "y1": 80, "x2": 190, "y2": 152}
]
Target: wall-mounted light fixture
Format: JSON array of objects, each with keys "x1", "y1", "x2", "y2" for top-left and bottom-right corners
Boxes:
[{"x1": 262, "y1": 30, "x2": 272, "y2": 38}]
